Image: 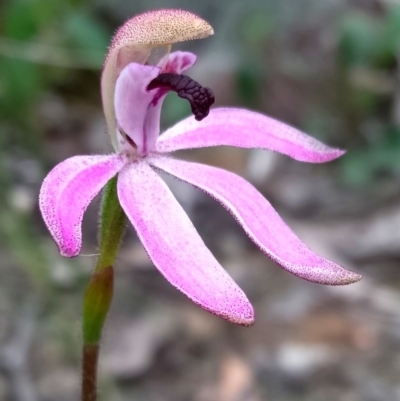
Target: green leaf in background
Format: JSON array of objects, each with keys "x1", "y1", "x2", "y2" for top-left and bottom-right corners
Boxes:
[
  {"x1": 64, "y1": 11, "x2": 110, "y2": 65},
  {"x1": 235, "y1": 64, "x2": 263, "y2": 109},
  {"x1": 241, "y1": 10, "x2": 274, "y2": 48},
  {"x1": 377, "y1": 5, "x2": 400, "y2": 65},
  {"x1": 3, "y1": 0, "x2": 66, "y2": 40},
  {"x1": 338, "y1": 12, "x2": 381, "y2": 68},
  {"x1": 4, "y1": 1, "x2": 39, "y2": 40},
  {"x1": 0, "y1": 58, "x2": 42, "y2": 120},
  {"x1": 340, "y1": 126, "x2": 400, "y2": 186}
]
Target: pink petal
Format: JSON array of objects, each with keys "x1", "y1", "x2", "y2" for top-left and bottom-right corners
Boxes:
[
  {"x1": 117, "y1": 160, "x2": 254, "y2": 325},
  {"x1": 39, "y1": 154, "x2": 127, "y2": 257},
  {"x1": 156, "y1": 108, "x2": 345, "y2": 163},
  {"x1": 162, "y1": 51, "x2": 197, "y2": 73},
  {"x1": 150, "y1": 156, "x2": 362, "y2": 285}
]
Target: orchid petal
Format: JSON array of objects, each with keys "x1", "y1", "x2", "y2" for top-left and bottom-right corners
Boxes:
[
  {"x1": 162, "y1": 51, "x2": 197, "y2": 73},
  {"x1": 156, "y1": 108, "x2": 345, "y2": 163},
  {"x1": 117, "y1": 160, "x2": 254, "y2": 325},
  {"x1": 39, "y1": 154, "x2": 127, "y2": 257},
  {"x1": 101, "y1": 9, "x2": 213, "y2": 150},
  {"x1": 150, "y1": 156, "x2": 362, "y2": 285}
]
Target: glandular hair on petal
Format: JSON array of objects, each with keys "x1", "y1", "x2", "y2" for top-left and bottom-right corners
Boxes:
[{"x1": 108, "y1": 9, "x2": 213, "y2": 58}]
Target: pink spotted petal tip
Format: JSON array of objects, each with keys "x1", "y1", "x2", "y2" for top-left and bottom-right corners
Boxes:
[
  {"x1": 39, "y1": 154, "x2": 127, "y2": 257},
  {"x1": 156, "y1": 108, "x2": 345, "y2": 163},
  {"x1": 150, "y1": 156, "x2": 361, "y2": 285}
]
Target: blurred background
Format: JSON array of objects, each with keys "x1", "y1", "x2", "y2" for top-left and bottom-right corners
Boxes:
[{"x1": 1, "y1": 0, "x2": 400, "y2": 400}]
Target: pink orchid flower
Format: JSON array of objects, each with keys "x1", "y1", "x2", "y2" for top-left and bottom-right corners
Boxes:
[{"x1": 39, "y1": 11, "x2": 361, "y2": 326}]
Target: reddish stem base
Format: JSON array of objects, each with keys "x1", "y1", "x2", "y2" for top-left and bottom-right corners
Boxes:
[{"x1": 82, "y1": 344, "x2": 99, "y2": 401}]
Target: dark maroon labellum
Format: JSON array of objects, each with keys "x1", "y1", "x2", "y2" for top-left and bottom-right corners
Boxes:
[{"x1": 147, "y1": 73, "x2": 215, "y2": 121}]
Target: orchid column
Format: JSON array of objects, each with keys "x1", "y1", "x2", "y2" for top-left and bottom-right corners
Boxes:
[{"x1": 38, "y1": 8, "x2": 362, "y2": 401}]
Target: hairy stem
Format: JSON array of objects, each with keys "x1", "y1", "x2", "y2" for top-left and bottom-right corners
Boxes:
[{"x1": 81, "y1": 176, "x2": 126, "y2": 401}]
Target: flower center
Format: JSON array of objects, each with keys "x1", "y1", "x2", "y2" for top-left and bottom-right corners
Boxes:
[{"x1": 147, "y1": 73, "x2": 215, "y2": 121}]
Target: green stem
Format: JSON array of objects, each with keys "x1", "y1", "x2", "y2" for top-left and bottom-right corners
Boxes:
[
  {"x1": 81, "y1": 176, "x2": 126, "y2": 401},
  {"x1": 96, "y1": 175, "x2": 127, "y2": 271}
]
